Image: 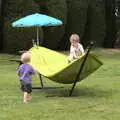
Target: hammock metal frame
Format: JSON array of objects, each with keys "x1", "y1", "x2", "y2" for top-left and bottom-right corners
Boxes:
[{"x1": 69, "y1": 42, "x2": 94, "y2": 96}]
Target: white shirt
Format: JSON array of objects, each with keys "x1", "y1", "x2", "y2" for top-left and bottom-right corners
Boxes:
[{"x1": 68, "y1": 43, "x2": 84, "y2": 61}]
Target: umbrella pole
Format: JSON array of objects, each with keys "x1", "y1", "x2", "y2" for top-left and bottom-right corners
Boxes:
[
  {"x1": 37, "y1": 27, "x2": 39, "y2": 45},
  {"x1": 69, "y1": 42, "x2": 94, "y2": 96}
]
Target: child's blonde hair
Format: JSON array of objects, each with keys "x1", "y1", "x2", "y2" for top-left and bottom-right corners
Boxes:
[
  {"x1": 21, "y1": 52, "x2": 31, "y2": 64},
  {"x1": 70, "y1": 34, "x2": 80, "y2": 43}
]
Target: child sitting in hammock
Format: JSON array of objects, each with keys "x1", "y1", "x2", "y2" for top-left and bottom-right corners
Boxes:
[{"x1": 68, "y1": 34, "x2": 84, "y2": 62}]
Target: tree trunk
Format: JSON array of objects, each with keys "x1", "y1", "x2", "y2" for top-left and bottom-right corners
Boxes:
[
  {"x1": 104, "y1": 0, "x2": 116, "y2": 48},
  {"x1": 0, "y1": 0, "x2": 5, "y2": 51}
]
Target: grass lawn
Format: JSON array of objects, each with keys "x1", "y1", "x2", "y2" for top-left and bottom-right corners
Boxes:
[{"x1": 0, "y1": 48, "x2": 120, "y2": 120}]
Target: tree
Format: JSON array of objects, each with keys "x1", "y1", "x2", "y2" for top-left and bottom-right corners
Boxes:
[
  {"x1": 0, "y1": 0, "x2": 5, "y2": 51},
  {"x1": 34, "y1": 0, "x2": 67, "y2": 49},
  {"x1": 3, "y1": 0, "x2": 39, "y2": 52},
  {"x1": 104, "y1": 0, "x2": 116, "y2": 48}
]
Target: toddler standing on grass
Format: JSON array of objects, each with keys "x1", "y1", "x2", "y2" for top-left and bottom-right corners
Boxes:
[
  {"x1": 17, "y1": 52, "x2": 35, "y2": 103},
  {"x1": 68, "y1": 34, "x2": 84, "y2": 62}
]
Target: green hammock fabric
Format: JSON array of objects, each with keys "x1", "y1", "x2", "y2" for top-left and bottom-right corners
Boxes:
[{"x1": 29, "y1": 46, "x2": 103, "y2": 84}]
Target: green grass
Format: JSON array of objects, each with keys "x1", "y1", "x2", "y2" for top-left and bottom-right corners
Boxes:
[{"x1": 0, "y1": 49, "x2": 120, "y2": 120}]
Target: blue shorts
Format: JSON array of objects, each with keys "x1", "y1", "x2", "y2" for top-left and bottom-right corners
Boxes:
[{"x1": 20, "y1": 80, "x2": 32, "y2": 94}]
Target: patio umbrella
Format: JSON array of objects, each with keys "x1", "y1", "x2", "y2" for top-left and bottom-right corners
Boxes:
[{"x1": 12, "y1": 13, "x2": 63, "y2": 45}]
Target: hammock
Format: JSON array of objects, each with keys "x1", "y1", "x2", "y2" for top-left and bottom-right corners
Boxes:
[{"x1": 29, "y1": 46, "x2": 103, "y2": 84}]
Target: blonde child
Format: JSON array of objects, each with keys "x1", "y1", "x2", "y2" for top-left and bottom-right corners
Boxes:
[
  {"x1": 68, "y1": 34, "x2": 84, "y2": 62},
  {"x1": 17, "y1": 52, "x2": 35, "y2": 103}
]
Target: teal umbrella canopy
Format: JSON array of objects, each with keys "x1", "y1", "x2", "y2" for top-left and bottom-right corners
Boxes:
[
  {"x1": 12, "y1": 13, "x2": 63, "y2": 45},
  {"x1": 12, "y1": 13, "x2": 63, "y2": 27}
]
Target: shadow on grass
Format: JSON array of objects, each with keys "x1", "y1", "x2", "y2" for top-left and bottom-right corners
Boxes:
[{"x1": 33, "y1": 85, "x2": 113, "y2": 98}]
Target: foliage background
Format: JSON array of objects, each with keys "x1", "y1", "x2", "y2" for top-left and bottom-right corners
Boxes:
[{"x1": 0, "y1": 0, "x2": 118, "y2": 52}]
